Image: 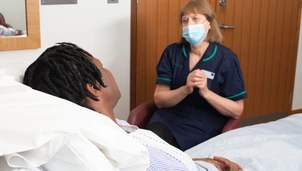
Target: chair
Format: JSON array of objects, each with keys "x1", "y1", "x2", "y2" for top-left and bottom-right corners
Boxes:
[{"x1": 127, "y1": 100, "x2": 241, "y2": 133}]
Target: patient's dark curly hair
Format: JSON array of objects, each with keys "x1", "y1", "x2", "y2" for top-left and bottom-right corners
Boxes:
[{"x1": 23, "y1": 42, "x2": 106, "y2": 110}]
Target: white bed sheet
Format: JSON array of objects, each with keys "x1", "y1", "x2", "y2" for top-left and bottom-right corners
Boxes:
[{"x1": 185, "y1": 114, "x2": 302, "y2": 171}]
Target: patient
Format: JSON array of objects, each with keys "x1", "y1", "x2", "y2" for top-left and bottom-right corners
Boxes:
[
  {"x1": 23, "y1": 42, "x2": 242, "y2": 171},
  {"x1": 0, "y1": 13, "x2": 23, "y2": 36}
]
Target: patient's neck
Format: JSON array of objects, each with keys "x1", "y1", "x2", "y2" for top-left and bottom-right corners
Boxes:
[
  {"x1": 87, "y1": 100, "x2": 117, "y2": 124},
  {"x1": 99, "y1": 109, "x2": 117, "y2": 124},
  {"x1": 91, "y1": 105, "x2": 116, "y2": 123}
]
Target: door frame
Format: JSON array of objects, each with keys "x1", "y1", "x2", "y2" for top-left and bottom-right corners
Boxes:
[{"x1": 130, "y1": 0, "x2": 138, "y2": 110}]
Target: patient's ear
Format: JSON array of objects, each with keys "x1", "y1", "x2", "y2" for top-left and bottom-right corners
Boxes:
[{"x1": 86, "y1": 83, "x2": 101, "y2": 97}]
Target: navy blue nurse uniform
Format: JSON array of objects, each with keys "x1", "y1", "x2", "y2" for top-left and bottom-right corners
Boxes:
[{"x1": 148, "y1": 42, "x2": 247, "y2": 151}]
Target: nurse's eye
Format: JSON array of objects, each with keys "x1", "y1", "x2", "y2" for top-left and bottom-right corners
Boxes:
[
  {"x1": 182, "y1": 18, "x2": 188, "y2": 24},
  {"x1": 193, "y1": 17, "x2": 199, "y2": 21}
]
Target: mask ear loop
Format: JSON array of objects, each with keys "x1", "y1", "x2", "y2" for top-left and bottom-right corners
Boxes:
[
  {"x1": 202, "y1": 21, "x2": 210, "y2": 43},
  {"x1": 203, "y1": 21, "x2": 210, "y2": 29},
  {"x1": 204, "y1": 21, "x2": 210, "y2": 34}
]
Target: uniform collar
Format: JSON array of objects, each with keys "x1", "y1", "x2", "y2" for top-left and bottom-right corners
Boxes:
[{"x1": 182, "y1": 43, "x2": 217, "y2": 62}]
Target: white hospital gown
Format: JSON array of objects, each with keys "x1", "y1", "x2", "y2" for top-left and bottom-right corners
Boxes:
[
  {"x1": 0, "y1": 25, "x2": 15, "y2": 36},
  {"x1": 117, "y1": 119, "x2": 219, "y2": 171}
]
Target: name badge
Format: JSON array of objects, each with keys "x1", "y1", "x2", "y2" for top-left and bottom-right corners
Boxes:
[{"x1": 202, "y1": 69, "x2": 215, "y2": 80}]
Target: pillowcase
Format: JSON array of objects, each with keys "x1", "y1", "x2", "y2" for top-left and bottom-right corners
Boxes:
[
  {"x1": 43, "y1": 134, "x2": 116, "y2": 171},
  {"x1": 0, "y1": 77, "x2": 149, "y2": 171},
  {"x1": 5, "y1": 134, "x2": 116, "y2": 171},
  {"x1": 0, "y1": 59, "x2": 28, "y2": 83},
  {"x1": 0, "y1": 156, "x2": 46, "y2": 171}
]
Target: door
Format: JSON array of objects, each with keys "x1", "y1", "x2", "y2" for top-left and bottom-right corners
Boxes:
[
  {"x1": 215, "y1": 0, "x2": 301, "y2": 117},
  {"x1": 131, "y1": 0, "x2": 301, "y2": 118},
  {"x1": 130, "y1": 0, "x2": 190, "y2": 109}
]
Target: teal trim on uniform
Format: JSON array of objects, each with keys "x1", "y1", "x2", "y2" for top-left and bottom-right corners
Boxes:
[
  {"x1": 182, "y1": 44, "x2": 217, "y2": 61},
  {"x1": 157, "y1": 77, "x2": 172, "y2": 82},
  {"x1": 182, "y1": 45, "x2": 187, "y2": 57},
  {"x1": 202, "y1": 44, "x2": 217, "y2": 62},
  {"x1": 175, "y1": 63, "x2": 183, "y2": 67},
  {"x1": 227, "y1": 91, "x2": 246, "y2": 99}
]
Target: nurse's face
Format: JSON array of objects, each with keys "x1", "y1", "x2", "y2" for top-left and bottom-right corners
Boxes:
[{"x1": 181, "y1": 13, "x2": 210, "y2": 30}]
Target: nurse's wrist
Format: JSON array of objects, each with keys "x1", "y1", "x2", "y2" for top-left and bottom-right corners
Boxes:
[
  {"x1": 199, "y1": 88, "x2": 211, "y2": 99},
  {"x1": 182, "y1": 85, "x2": 193, "y2": 95}
]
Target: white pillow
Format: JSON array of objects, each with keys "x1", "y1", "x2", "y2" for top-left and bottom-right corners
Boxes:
[
  {"x1": 0, "y1": 77, "x2": 149, "y2": 171},
  {"x1": 4, "y1": 134, "x2": 116, "y2": 171},
  {"x1": 0, "y1": 156, "x2": 46, "y2": 171},
  {"x1": 0, "y1": 59, "x2": 28, "y2": 83},
  {"x1": 43, "y1": 134, "x2": 116, "y2": 171}
]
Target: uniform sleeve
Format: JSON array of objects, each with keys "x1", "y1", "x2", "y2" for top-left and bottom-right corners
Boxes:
[
  {"x1": 221, "y1": 56, "x2": 247, "y2": 101},
  {"x1": 156, "y1": 46, "x2": 173, "y2": 86}
]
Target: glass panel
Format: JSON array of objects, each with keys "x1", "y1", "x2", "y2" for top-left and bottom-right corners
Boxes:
[{"x1": 0, "y1": 0, "x2": 27, "y2": 37}]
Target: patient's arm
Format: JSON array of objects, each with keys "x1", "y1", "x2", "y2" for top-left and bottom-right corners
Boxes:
[
  {"x1": 193, "y1": 156, "x2": 243, "y2": 171},
  {"x1": 0, "y1": 25, "x2": 23, "y2": 36}
]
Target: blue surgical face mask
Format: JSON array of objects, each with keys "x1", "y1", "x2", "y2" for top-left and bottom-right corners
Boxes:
[{"x1": 182, "y1": 22, "x2": 208, "y2": 46}]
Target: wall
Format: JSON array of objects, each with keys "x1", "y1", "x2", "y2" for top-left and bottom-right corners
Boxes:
[
  {"x1": 0, "y1": 0, "x2": 27, "y2": 30},
  {"x1": 292, "y1": 11, "x2": 302, "y2": 111},
  {"x1": 0, "y1": 0, "x2": 131, "y2": 120}
]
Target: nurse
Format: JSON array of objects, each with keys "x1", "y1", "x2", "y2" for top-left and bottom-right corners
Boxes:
[{"x1": 147, "y1": 0, "x2": 247, "y2": 151}]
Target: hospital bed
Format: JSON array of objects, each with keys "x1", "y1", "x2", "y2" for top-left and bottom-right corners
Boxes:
[
  {"x1": 1, "y1": 59, "x2": 302, "y2": 171},
  {"x1": 128, "y1": 99, "x2": 302, "y2": 171}
]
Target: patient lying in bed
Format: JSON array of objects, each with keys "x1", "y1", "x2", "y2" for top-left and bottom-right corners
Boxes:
[{"x1": 21, "y1": 42, "x2": 242, "y2": 171}]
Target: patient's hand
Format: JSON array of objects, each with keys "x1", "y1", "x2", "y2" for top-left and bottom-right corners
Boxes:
[
  {"x1": 14, "y1": 29, "x2": 23, "y2": 36},
  {"x1": 213, "y1": 156, "x2": 243, "y2": 171},
  {"x1": 193, "y1": 157, "x2": 227, "y2": 171},
  {"x1": 192, "y1": 156, "x2": 243, "y2": 171}
]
